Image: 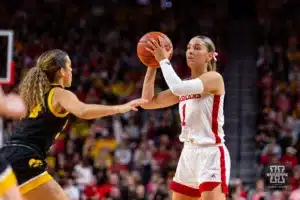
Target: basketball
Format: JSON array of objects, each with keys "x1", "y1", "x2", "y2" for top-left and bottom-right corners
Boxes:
[{"x1": 137, "y1": 32, "x2": 173, "y2": 68}]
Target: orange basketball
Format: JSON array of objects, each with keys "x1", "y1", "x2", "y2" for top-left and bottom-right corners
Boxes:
[{"x1": 137, "y1": 32, "x2": 173, "y2": 68}]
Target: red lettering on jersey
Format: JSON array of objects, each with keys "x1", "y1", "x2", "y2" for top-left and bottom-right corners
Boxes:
[{"x1": 179, "y1": 94, "x2": 201, "y2": 102}]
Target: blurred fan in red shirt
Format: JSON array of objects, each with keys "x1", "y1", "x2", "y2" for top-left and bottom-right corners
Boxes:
[{"x1": 280, "y1": 147, "x2": 298, "y2": 169}]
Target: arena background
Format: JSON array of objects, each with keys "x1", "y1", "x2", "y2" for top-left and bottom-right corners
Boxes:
[{"x1": 0, "y1": 0, "x2": 299, "y2": 199}]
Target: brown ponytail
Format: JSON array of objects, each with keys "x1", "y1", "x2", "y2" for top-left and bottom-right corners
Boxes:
[
  {"x1": 19, "y1": 67, "x2": 50, "y2": 112},
  {"x1": 19, "y1": 49, "x2": 68, "y2": 112}
]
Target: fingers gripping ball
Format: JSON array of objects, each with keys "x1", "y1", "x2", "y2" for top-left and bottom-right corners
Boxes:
[{"x1": 137, "y1": 32, "x2": 173, "y2": 68}]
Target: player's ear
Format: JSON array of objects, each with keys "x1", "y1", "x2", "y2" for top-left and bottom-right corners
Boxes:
[
  {"x1": 60, "y1": 68, "x2": 66, "y2": 77},
  {"x1": 55, "y1": 68, "x2": 64, "y2": 79},
  {"x1": 206, "y1": 52, "x2": 213, "y2": 62}
]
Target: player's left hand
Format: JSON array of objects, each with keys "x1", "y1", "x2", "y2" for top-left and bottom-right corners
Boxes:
[{"x1": 146, "y1": 37, "x2": 172, "y2": 63}]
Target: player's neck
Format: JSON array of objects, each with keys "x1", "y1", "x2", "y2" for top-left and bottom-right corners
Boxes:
[
  {"x1": 51, "y1": 80, "x2": 64, "y2": 88},
  {"x1": 191, "y1": 67, "x2": 207, "y2": 78}
]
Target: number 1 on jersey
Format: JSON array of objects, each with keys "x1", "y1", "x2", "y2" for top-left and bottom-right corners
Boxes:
[{"x1": 181, "y1": 104, "x2": 186, "y2": 126}]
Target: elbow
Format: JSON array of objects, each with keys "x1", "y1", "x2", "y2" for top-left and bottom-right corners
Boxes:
[
  {"x1": 75, "y1": 111, "x2": 88, "y2": 119},
  {"x1": 79, "y1": 110, "x2": 97, "y2": 120},
  {"x1": 140, "y1": 95, "x2": 154, "y2": 109},
  {"x1": 78, "y1": 112, "x2": 90, "y2": 120},
  {"x1": 140, "y1": 99, "x2": 157, "y2": 110}
]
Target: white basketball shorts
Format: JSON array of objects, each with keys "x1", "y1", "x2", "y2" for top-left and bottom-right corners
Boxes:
[{"x1": 170, "y1": 142, "x2": 231, "y2": 197}]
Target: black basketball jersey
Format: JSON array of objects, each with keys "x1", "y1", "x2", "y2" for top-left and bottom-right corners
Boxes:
[{"x1": 9, "y1": 85, "x2": 69, "y2": 154}]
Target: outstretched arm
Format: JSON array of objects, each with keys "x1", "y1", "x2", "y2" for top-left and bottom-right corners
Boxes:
[{"x1": 54, "y1": 88, "x2": 147, "y2": 119}]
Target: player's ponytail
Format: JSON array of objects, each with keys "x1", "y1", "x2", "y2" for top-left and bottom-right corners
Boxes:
[
  {"x1": 19, "y1": 49, "x2": 68, "y2": 113},
  {"x1": 207, "y1": 59, "x2": 217, "y2": 71},
  {"x1": 19, "y1": 66, "x2": 50, "y2": 112}
]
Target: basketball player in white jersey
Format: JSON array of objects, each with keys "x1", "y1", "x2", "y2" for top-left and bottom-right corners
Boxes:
[
  {"x1": 0, "y1": 86, "x2": 25, "y2": 200},
  {"x1": 141, "y1": 35, "x2": 230, "y2": 200}
]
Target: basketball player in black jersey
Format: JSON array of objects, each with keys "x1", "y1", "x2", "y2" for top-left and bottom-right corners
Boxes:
[
  {"x1": 0, "y1": 49, "x2": 147, "y2": 200},
  {"x1": 0, "y1": 86, "x2": 25, "y2": 200}
]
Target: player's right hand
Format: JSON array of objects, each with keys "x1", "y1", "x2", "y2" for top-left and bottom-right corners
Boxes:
[
  {"x1": 119, "y1": 98, "x2": 148, "y2": 113},
  {"x1": 146, "y1": 37, "x2": 173, "y2": 63}
]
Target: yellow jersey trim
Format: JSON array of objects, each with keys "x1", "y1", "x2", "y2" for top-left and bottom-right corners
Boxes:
[
  {"x1": 19, "y1": 171, "x2": 52, "y2": 195},
  {"x1": 0, "y1": 167, "x2": 17, "y2": 196},
  {"x1": 47, "y1": 88, "x2": 69, "y2": 118}
]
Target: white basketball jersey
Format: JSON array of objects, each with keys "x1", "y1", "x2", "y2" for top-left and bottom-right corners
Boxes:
[{"x1": 178, "y1": 93, "x2": 225, "y2": 145}]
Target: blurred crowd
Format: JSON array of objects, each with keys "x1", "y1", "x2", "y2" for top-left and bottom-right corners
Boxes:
[
  {"x1": 1, "y1": 1, "x2": 228, "y2": 200},
  {"x1": 241, "y1": 0, "x2": 300, "y2": 199}
]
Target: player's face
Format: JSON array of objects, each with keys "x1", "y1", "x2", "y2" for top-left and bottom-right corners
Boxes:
[
  {"x1": 62, "y1": 56, "x2": 72, "y2": 87},
  {"x1": 186, "y1": 37, "x2": 213, "y2": 69}
]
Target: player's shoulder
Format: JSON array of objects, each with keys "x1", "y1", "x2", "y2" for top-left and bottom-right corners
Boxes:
[
  {"x1": 53, "y1": 87, "x2": 78, "y2": 103},
  {"x1": 200, "y1": 71, "x2": 224, "y2": 83},
  {"x1": 205, "y1": 71, "x2": 223, "y2": 78},
  {"x1": 52, "y1": 87, "x2": 65, "y2": 92},
  {"x1": 53, "y1": 87, "x2": 72, "y2": 95},
  {"x1": 51, "y1": 87, "x2": 71, "y2": 100}
]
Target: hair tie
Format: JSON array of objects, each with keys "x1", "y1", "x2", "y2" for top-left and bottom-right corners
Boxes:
[{"x1": 213, "y1": 52, "x2": 218, "y2": 61}]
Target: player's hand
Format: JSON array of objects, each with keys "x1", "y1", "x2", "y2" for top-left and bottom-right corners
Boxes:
[
  {"x1": 1, "y1": 93, "x2": 26, "y2": 118},
  {"x1": 146, "y1": 37, "x2": 172, "y2": 63},
  {"x1": 118, "y1": 98, "x2": 148, "y2": 113}
]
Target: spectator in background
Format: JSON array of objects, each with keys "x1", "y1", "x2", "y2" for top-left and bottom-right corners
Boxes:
[
  {"x1": 97, "y1": 173, "x2": 120, "y2": 199},
  {"x1": 124, "y1": 118, "x2": 140, "y2": 143},
  {"x1": 107, "y1": 186, "x2": 122, "y2": 200},
  {"x1": 228, "y1": 184, "x2": 246, "y2": 200},
  {"x1": 289, "y1": 166, "x2": 300, "y2": 191},
  {"x1": 270, "y1": 190, "x2": 285, "y2": 200},
  {"x1": 90, "y1": 118, "x2": 109, "y2": 138},
  {"x1": 247, "y1": 179, "x2": 271, "y2": 200},
  {"x1": 133, "y1": 184, "x2": 147, "y2": 200},
  {"x1": 280, "y1": 146, "x2": 298, "y2": 170},
  {"x1": 82, "y1": 177, "x2": 99, "y2": 200},
  {"x1": 230, "y1": 178, "x2": 247, "y2": 199},
  {"x1": 153, "y1": 144, "x2": 170, "y2": 170},
  {"x1": 290, "y1": 182, "x2": 300, "y2": 200},
  {"x1": 62, "y1": 179, "x2": 80, "y2": 200},
  {"x1": 261, "y1": 136, "x2": 282, "y2": 159},
  {"x1": 133, "y1": 142, "x2": 152, "y2": 170},
  {"x1": 74, "y1": 159, "x2": 93, "y2": 191},
  {"x1": 114, "y1": 142, "x2": 132, "y2": 168}
]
